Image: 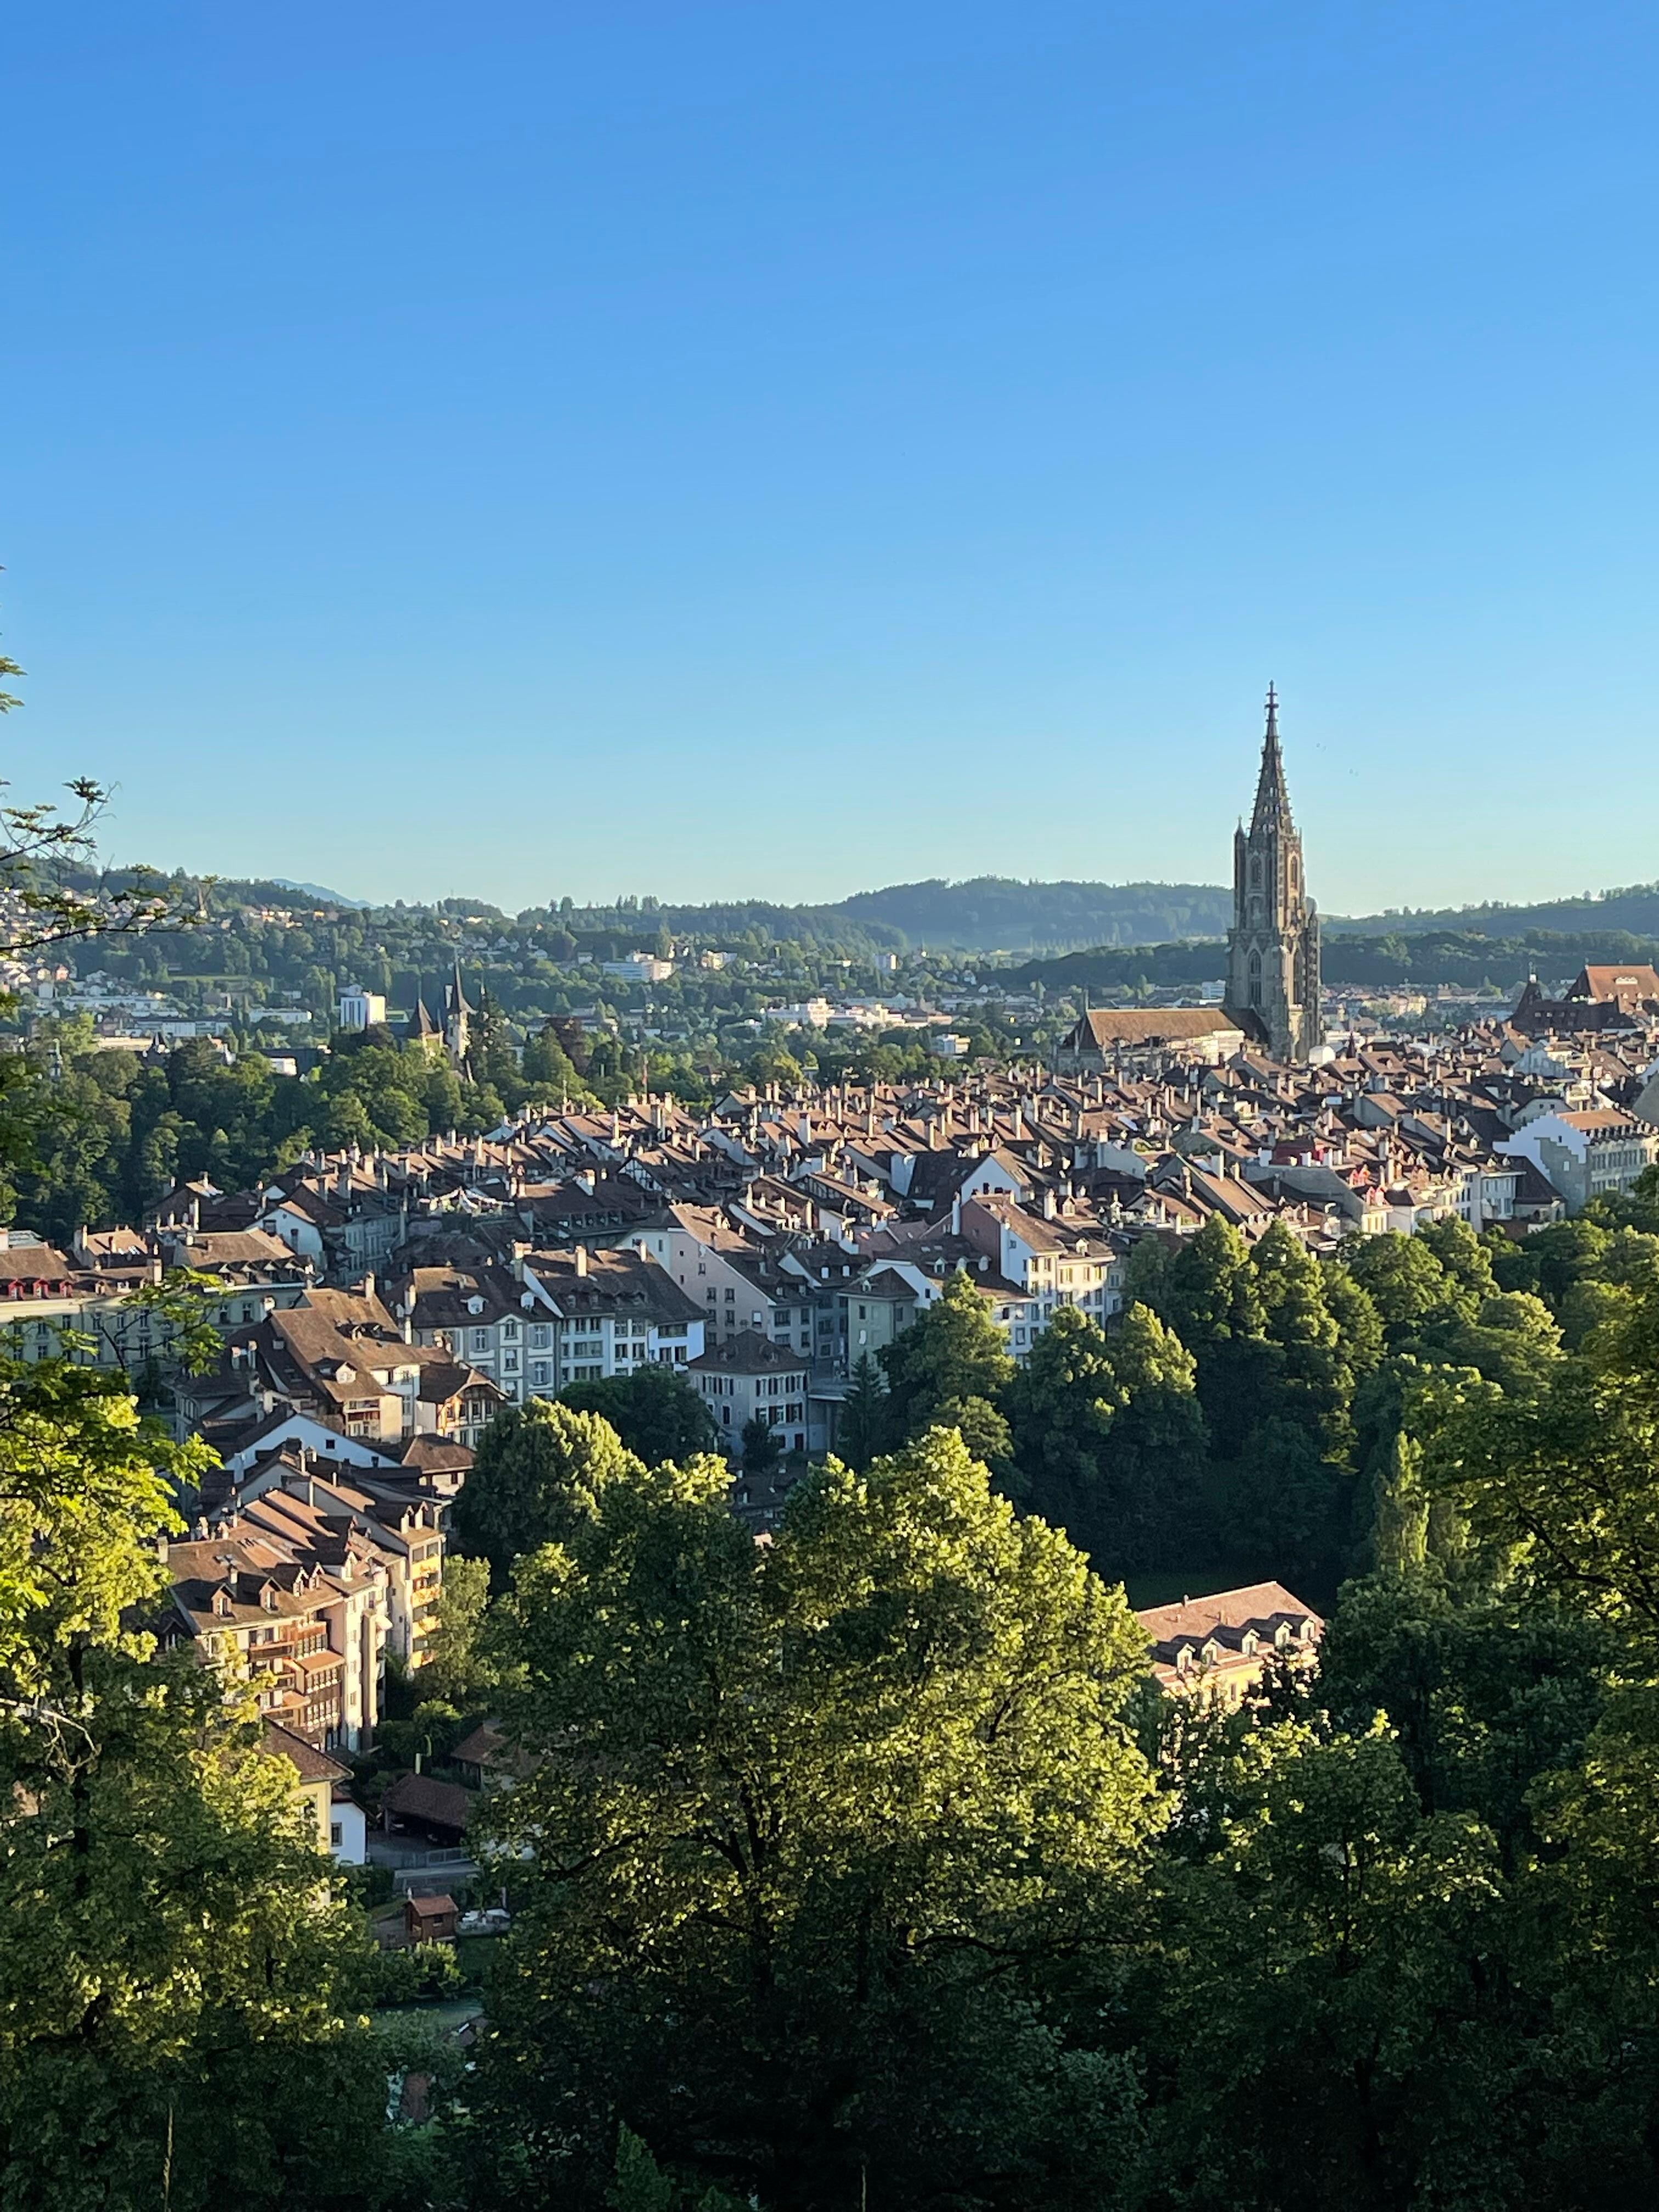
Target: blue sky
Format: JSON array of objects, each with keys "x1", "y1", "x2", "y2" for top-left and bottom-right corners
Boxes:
[{"x1": 6, "y1": 2, "x2": 1659, "y2": 914}]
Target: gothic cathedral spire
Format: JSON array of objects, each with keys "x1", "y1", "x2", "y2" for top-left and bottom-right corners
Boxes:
[{"x1": 1223, "y1": 688, "x2": 1321, "y2": 1062}]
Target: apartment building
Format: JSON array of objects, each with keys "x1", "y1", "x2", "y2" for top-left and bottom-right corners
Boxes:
[
  {"x1": 517, "y1": 1245, "x2": 706, "y2": 1391},
  {"x1": 1498, "y1": 1108, "x2": 1659, "y2": 1215},
  {"x1": 624, "y1": 1204, "x2": 816, "y2": 1359},
  {"x1": 958, "y1": 1191, "x2": 1127, "y2": 1357},
  {"x1": 163, "y1": 1508, "x2": 391, "y2": 1750},
  {"x1": 230, "y1": 1451, "x2": 447, "y2": 1670},
  {"x1": 689, "y1": 1331, "x2": 811, "y2": 1458},
  {"x1": 176, "y1": 1284, "x2": 504, "y2": 1454}
]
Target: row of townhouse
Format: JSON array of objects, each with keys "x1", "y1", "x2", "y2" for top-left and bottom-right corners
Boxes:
[
  {"x1": 160, "y1": 1442, "x2": 449, "y2": 1750},
  {"x1": 174, "y1": 1282, "x2": 505, "y2": 1453},
  {"x1": 0, "y1": 1222, "x2": 311, "y2": 1374},
  {"x1": 386, "y1": 1243, "x2": 707, "y2": 1404}
]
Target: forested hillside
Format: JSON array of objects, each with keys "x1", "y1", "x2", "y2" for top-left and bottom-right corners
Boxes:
[
  {"x1": 1329, "y1": 878, "x2": 1659, "y2": 938},
  {"x1": 65, "y1": 864, "x2": 1659, "y2": 969},
  {"x1": 834, "y1": 877, "x2": 1234, "y2": 950},
  {"x1": 1015, "y1": 924, "x2": 1659, "y2": 998}
]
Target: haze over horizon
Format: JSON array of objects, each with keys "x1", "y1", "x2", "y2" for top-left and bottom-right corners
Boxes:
[{"x1": 9, "y1": 3, "x2": 1659, "y2": 912}]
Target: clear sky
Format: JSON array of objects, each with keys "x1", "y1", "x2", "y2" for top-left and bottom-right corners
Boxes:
[{"x1": 7, "y1": 2, "x2": 1659, "y2": 915}]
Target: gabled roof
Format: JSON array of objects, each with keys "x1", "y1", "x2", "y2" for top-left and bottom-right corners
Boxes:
[
  {"x1": 1572, "y1": 964, "x2": 1659, "y2": 1003},
  {"x1": 1068, "y1": 1008, "x2": 1245, "y2": 1049},
  {"x1": 382, "y1": 1771, "x2": 472, "y2": 1831},
  {"x1": 1136, "y1": 1581, "x2": 1321, "y2": 1646},
  {"x1": 688, "y1": 1329, "x2": 809, "y2": 1377},
  {"x1": 263, "y1": 1718, "x2": 351, "y2": 1784}
]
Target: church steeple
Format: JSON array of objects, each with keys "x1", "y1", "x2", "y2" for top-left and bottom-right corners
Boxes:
[
  {"x1": 1222, "y1": 688, "x2": 1321, "y2": 1063},
  {"x1": 442, "y1": 957, "x2": 473, "y2": 1068},
  {"x1": 1250, "y1": 684, "x2": 1293, "y2": 836}
]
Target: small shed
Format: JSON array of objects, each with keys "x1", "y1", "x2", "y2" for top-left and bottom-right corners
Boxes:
[{"x1": 404, "y1": 1892, "x2": 459, "y2": 1945}]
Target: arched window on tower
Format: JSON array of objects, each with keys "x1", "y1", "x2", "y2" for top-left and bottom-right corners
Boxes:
[{"x1": 1248, "y1": 949, "x2": 1262, "y2": 1008}]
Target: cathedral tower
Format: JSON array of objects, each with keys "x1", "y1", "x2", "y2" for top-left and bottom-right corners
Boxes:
[{"x1": 1223, "y1": 688, "x2": 1320, "y2": 1063}]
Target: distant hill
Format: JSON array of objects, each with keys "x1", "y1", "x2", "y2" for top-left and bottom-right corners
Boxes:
[
  {"x1": 843, "y1": 876, "x2": 1659, "y2": 957},
  {"x1": 1012, "y1": 927, "x2": 1659, "y2": 999},
  {"x1": 1325, "y1": 883, "x2": 1659, "y2": 939},
  {"x1": 269, "y1": 877, "x2": 370, "y2": 910},
  {"x1": 179, "y1": 868, "x2": 1659, "y2": 958},
  {"x1": 832, "y1": 878, "x2": 1234, "y2": 952}
]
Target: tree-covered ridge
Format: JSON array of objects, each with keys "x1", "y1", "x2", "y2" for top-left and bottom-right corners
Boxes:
[
  {"x1": 1327, "y1": 877, "x2": 1659, "y2": 939},
  {"x1": 84, "y1": 865, "x2": 1659, "y2": 972},
  {"x1": 835, "y1": 878, "x2": 1235, "y2": 951},
  {"x1": 1015, "y1": 923, "x2": 1659, "y2": 997},
  {"x1": 44, "y1": 862, "x2": 1659, "y2": 1045}
]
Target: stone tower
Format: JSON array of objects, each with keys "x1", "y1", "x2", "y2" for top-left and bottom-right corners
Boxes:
[
  {"x1": 1224, "y1": 688, "x2": 1320, "y2": 1063},
  {"x1": 442, "y1": 957, "x2": 473, "y2": 1069}
]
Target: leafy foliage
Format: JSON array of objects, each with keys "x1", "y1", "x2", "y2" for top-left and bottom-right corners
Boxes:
[
  {"x1": 0, "y1": 1355, "x2": 398, "y2": 2212},
  {"x1": 450, "y1": 1396, "x2": 645, "y2": 1590},
  {"x1": 471, "y1": 1430, "x2": 1160, "y2": 2210},
  {"x1": 558, "y1": 1361, "x2": 720, "y2": 1468}
]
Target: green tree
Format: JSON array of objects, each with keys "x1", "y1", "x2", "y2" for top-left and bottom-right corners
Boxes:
[
  {"x1": 418, "y1": 1551, "x2": 498, "y2": 1709},
  {"x1": 522, "y1": 1019, "x2": 583, "y2": 1096},
  {"x1": 1149, "y1": 1718, "x2": 1520, "y2": 2211},
  {"x1": 877, "y1": 1270, "x2": 1015, "y2": 1441},
  {"x1": 837, "y1": 1352, "x2": 887, "y2": 1473},
  {"x1": 1163, "y1": 1215, "x2": 1265, "y2": 1351},
  {"x1": 1344, "y1": 1231, "x2": 1472, "y2": 1348},
  {"x1": 1093, "y1": 1301, "x2": 1210, "y2": 1573},
  {"x1": 0, "y1": 1355, "x2": 396, "y2": 2210},
  {"x1": 1160, "y1": 1217, "x2": 1276, "y2": 1460},
  {"x1": 560, "y1": 1362, "x2": 720, "y2": 1467},
  {"x1": 1214, "y1": 1414, "x2": 1348, "y2": 1594},
  {"x1": 474, "y1": 1431, "x2": 1161, "y2": 2211},
  {"x1": 1317, "y1": 1570, "x2": 1616, "y2": 1859},
  {"x1": 738, "y1": 1412, "x2": 782, "y2": 1476},
  {"x1": 1003, "y1": 1302, "x2": 1120, "y2": 1541},
  {"x1": 453, "y1": 1398, "x2": 644, "y2": 1590}
]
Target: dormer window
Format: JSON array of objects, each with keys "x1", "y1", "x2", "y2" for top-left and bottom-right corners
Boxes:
[
  {"x1": 467, "y1": 1296, "x2": 485, "y2": 1316},
  {"x1": 212, "y1": 1588, "x2": 233, "y2": 1618}
]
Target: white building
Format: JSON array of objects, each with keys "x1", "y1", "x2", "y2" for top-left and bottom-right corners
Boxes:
[
  {"x1": 516, "y1": 1245, "x2": 706, "y2": 1392},
  {"x1": 1497, "y1": 1108, "x2": 1659, "y2": 1215},
  {"x1": 600, "y1": 954, "x2": 675, "y2": 984},
  {"x1": 958, "y1": 1193, "x2": 1126, "y2": 1358},
  {"x1": 336, "y1": 986, "x2": 388, "y2": 1031}
]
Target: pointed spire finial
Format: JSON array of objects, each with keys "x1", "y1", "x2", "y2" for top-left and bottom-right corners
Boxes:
[{"x1": 1250, "y1": 683, "x2": 1292, "y2": 834}]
